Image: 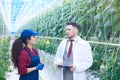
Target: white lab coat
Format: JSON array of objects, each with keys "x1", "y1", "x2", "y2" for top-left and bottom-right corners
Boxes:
[{"x1": 54, "y1": 36, "x2": 93, "y2": 80}]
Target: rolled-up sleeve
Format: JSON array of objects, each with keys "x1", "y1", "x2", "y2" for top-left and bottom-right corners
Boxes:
[{"x1": 18, "y1": 50, "x2": 30, "y2": 75}]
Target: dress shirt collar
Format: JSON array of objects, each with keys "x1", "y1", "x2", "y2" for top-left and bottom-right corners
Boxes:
[
  {"x1": 66, "y1": 36, "x2": 85, "y2": 45},
  {"x1": 73, "y1": 36, "x2": 85, "y2": 45}
]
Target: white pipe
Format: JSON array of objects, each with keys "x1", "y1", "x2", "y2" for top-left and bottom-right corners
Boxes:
[{"x1": 38, "y1": 36, "x2": 120, "y2": 47}]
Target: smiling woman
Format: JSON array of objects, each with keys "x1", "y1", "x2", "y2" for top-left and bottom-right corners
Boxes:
[{"x1": 11, "y1": 29, "x2": 44, "y2": 80}]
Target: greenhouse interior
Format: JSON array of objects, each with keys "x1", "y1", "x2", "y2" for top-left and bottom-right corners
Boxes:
[{"x1": 0, "y1": 0, "x2": 120, "y2": 80}]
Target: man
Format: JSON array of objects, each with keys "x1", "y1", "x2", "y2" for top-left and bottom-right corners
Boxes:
[{"x1": 54, "y1": 22, "x2": 93, "y2": 80}]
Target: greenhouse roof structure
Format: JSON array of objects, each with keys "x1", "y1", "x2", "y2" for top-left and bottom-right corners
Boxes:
[{"x1": 0, "y1": 0, "x2": 61, "y2": 32}]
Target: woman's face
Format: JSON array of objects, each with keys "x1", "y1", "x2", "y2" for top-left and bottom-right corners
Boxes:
[{"x1": 27, "y1": 36, "x2": 37, "y2": 45}]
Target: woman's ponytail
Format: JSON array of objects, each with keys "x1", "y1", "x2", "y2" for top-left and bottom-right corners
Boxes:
[{"x1": 11, "y1": 38, "x2": 23, "y2": 67}]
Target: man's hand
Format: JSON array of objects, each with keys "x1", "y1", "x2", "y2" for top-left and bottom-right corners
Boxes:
[
  {"x1": 70, "y1": 64, "x2": 76, "y2": 71},
  {"x1": 57, "y1": 62, "x2": 62, "y2": 69}
]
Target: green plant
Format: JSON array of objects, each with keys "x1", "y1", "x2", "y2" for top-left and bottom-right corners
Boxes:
[
  {"x1": 0, "y1": 11, "x2": 8, "y2": 36},
  {"x1": 0, "y1": 37, "x2": 10, "y2": 79},
  {"x1": 89, "y1": 43, "x2": 120, "y2": 80},
  {"x1": 35, "y1": 38, "x2": 61, "y2": 54},
  {"x1": 20, "y1": 0, "x2": 120, "y2": 42}
]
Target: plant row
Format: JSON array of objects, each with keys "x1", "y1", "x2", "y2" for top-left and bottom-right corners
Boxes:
[
  {"x1": 21, "y1": 0, "x2": 120, "y2": 42},
  {"x1": 0, "y1": 37, "x2": 10, "y2": 80}
]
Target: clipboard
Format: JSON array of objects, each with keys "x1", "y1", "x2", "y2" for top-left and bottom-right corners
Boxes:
[{"x1": 58, "y1": 65, "x2": 72, "y2": 68}]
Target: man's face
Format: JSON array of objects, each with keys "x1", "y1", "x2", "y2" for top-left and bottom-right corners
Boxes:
[{"x1": 65, "y1": 25, "x2": 78, "y2": 38}]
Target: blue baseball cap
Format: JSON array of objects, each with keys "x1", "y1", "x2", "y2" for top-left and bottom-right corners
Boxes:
[{"x1": 20, "y1": 29, "x2": 39, "y2": 39}]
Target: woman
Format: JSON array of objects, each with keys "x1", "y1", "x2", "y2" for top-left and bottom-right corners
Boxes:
[{"x1": 11, "y1": 29, "x2": 44, "y2": 80}]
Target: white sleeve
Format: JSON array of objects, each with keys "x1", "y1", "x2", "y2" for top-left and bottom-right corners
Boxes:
[{"x1": 75, "y1": 42, "x2": 93, "y2": 72}]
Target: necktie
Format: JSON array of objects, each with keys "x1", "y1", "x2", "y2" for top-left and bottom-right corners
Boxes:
[{"x1": 68, "y1": 40, "x2": 73, "y2": 58}]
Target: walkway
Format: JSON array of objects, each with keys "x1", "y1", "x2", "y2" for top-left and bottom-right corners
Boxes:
[
  {"x1": 5, "y1": 60, "x2": 57, "y2": 80},
  {"x1": 5, "y1": 65, "x2": 54, "y2": 80}
]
